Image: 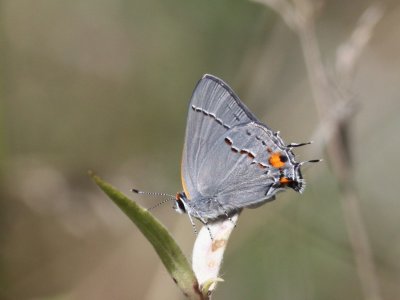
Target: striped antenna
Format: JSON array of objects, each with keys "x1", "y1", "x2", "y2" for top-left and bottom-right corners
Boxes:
[
  {"x1": 132, "y1": 189, "x2": 175, "y2": 198},
  {"x1": 146, "y1": 198, "x2": 176, "y2": 211},
  {"x1": 131, "y1": 188, "x2": 176, "y2": 211}
]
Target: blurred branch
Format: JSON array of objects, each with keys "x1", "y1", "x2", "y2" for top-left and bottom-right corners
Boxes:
[
  {"x1": 253, "y1": 1, "x2": 384, "y2": 300},
  {"x1": 336, "y1": 4, "x2": 384, "y2": 85},
  {"x1": 252, "y1": 0, "x2": 298, "y2": 29}
]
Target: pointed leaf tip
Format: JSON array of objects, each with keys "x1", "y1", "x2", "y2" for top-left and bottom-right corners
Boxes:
[{"x1": 88, "y1": 172, "x2": 201, "y2": 299}]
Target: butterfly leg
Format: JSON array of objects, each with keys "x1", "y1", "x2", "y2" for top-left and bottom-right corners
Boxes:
[
  {"x1": 204, "y1": 221, "x2": 214, "y2": 241},
  {"x1": 196, "y1": 216, "x2": 214, "y2": 241},
  {"x1": 187, "y1": 213, "x2": 198, "y2": 235}
]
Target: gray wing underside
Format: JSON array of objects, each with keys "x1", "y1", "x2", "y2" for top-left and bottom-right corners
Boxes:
[
  {"x1": 181, "y1": 74, "x2": 258, "y2": 199},
  {"x1": 197, "y1": 123, "x2": 282, "y2": 210}
]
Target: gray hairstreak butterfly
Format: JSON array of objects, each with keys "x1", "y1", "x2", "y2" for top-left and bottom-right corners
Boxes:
[{"x1": 134, "y1": 74, "x2": 319, "y2": 230}]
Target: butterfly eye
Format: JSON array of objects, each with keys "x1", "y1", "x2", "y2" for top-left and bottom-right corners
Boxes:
[{"x1": 173, "y1": 198, "x2": 187, "y2": 214}]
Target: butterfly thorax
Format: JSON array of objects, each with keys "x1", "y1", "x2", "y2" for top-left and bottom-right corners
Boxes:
[{"x1": 173, "y1": 192, "x2": 242, "y2": 222}]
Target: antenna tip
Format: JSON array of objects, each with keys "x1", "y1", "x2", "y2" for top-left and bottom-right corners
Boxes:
[
  {"x1": 309, "y1": 159, "x2": 322, "y2": 163},
  {"x1": 131, "y1": 188, "x2": 140, "y2": 193}
]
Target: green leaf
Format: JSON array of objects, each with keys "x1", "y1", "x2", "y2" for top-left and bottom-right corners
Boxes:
[{"x1": 89, "y1": 171, "x2": 204, "y2": 299}]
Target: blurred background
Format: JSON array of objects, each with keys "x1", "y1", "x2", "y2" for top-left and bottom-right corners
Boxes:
[{"x1": 1, "y1": 0, "x2": 399, "y2": 299}]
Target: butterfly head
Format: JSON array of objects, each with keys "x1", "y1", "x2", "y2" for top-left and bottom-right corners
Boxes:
[{"x1": 173, "y1": 192, "x2": 188, "y2": 214}]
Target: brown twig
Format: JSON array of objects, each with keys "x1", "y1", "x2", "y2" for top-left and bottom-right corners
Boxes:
[{"x1": 253, "y1": 1, "x2": 384, "y2": 299}]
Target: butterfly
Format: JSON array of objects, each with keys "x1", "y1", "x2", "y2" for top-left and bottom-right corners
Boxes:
[{"x1": 134, "y1": 74, "x2": 318, "y2": 230}]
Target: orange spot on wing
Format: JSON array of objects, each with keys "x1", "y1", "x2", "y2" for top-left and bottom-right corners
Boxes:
[
  {"x1": 269, "y1": 152, "x2": 286, "y2": 168},
  {"x1": 279, "y1": 177, "x2": 291, "y2": 184}
]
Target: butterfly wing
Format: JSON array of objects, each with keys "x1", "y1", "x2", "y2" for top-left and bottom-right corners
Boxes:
[
  {"x1": 195, "y1": 122, "x2": 300, "y2": 217},
  {"x1": 181, "y1": 74, "x2": 258, "y2": 200}
]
